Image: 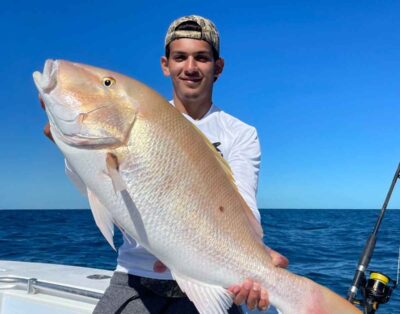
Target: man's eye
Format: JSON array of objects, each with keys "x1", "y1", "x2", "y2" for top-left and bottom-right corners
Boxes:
[
  {"x1": 173, "y1": 55, "x2": 185, "y2": 61},
  {"x1": 196, "y1": 56, "x2": 211, "y2": 62}
]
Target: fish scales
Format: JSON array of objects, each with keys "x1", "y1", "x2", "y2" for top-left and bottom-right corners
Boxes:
[{"x1": 121, "y1": 112, "x2": 266, "y2": 283}]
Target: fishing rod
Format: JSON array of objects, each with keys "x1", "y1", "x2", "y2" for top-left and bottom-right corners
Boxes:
[{"x1": 347, "y1": 163, "x2": 400, "y2": 314}]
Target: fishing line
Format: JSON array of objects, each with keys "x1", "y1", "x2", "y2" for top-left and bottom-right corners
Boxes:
[{"x1": 397, "y1": 247, "x2": 399, "y2": 285}]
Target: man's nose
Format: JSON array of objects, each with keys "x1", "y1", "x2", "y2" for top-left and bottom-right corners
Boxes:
[{"x1": 184, "y1": 57, "x2": 199, "y2": 74}]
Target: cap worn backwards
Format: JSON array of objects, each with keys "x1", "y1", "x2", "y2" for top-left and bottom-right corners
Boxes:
[{"x1": 165, "y1": 15, "x2": 220, "y2": 57}]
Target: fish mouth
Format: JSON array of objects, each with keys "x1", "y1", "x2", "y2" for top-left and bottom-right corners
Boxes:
[
  {"x1": 33, "y1": 59, "x2": 134, "y2": 148},
  {"x1": 33, "y1": 59, "x2": 58, "y2": 94},
  {"x1": 33, "y1": 59, "x2": 79, "y2": 121},
  {"x1": 33, "y1": 59, "x2": 83, "y2": 142}
]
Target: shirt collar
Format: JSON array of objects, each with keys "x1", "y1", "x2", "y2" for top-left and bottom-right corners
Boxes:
[{"x1": 169, "y1": 100, "x2": 218, "y2": 121}]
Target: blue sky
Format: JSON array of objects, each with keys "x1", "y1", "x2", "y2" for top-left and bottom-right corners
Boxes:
[{"x1": 0, "y1": 0, "x2": 399, "y2": 209}]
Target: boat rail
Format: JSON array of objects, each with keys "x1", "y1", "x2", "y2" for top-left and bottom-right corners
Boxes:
[{"x1": 0, "y1": 276, "x2": 103, "y2": 299}]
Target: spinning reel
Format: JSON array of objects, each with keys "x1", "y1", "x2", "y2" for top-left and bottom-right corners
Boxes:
[{"x1": 351, "y1": 271, "x2": 397, "y2": 313}]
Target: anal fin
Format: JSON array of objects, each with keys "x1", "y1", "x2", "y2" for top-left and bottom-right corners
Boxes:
[{"x1": 171, "y1": 271, "x2": 233, "y2": 314}]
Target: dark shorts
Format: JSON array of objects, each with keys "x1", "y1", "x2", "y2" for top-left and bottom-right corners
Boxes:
[{"x1": 93, "y1": 271, "x2": 243, "y2": 314}]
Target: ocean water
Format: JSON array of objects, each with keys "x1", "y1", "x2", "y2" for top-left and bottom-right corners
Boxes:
[{"x1": 0, "y1": 209, "x2": 399, "y2": 313}]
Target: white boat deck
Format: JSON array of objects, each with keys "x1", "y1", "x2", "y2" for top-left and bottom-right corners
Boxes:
[
  {"x1": 0, "y1": 261, "x2": 277, "y2": 314},
  {"x1": 0, "y1": 260, "x2": 113, "y2": 314}
]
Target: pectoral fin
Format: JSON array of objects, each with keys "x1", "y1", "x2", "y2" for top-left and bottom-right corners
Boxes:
[
  {"x1": 171, "y1": 271, "x2": 233, "y2": 314},
  {"x1": 106, "y1": 153, "x2": 127, "y2": 192},
  {"x1": 87, "y1": 189, "x2": 116, "y2": 250}
]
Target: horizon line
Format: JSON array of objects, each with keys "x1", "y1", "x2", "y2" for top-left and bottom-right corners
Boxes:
[{"x1": 0, "y1": 208, "x2": 399, "y2": 211}]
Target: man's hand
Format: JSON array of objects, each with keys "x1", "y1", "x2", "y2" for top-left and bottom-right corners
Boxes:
[
  {"x1": 39, "y1": 95, "x2": 54, "y2": 142},
  {"x1": 265, "y1": 246, "x2": 289, "y2": 269},
  {"x1": 228, "y1": 279, "x2": 269, "y2": 311},
  {"x1": 227, "y1": 247, "x2": 288, "y2": 311}
]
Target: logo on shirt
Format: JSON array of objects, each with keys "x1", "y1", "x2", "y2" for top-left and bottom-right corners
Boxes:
[{"x1": 212, "y1": 142, "x2": 223, "y2": 157}]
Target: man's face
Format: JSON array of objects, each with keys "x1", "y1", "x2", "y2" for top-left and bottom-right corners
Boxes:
[{"x1": 161, "y1": 38, "x2": 223, "y2": 104}]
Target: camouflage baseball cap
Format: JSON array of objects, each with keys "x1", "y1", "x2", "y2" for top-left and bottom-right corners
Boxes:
[{"x1": 165, "y1": 15, "x2": 220, "y2": 56}]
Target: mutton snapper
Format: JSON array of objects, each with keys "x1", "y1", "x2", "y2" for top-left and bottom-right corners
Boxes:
[{"x1": 33, "y1": 60, "x2": 361, "y2": 314}]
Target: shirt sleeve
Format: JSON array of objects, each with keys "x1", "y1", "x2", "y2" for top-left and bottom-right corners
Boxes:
[{"x1": 227, "y1": 126, "x2": 261, "y2": 222}]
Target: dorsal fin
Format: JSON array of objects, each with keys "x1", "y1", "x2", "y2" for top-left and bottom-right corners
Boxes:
[
  {"x1": 238, "y1": 194, "x2": 264, "y2": 241},
  {"x1": 190, "y1": 124, "x2": 264, "y2": 242}
]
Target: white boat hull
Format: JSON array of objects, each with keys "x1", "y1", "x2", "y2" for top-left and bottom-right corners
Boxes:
[{"x1": 0, "y1": 261, "x2": 112, "y2": 314}]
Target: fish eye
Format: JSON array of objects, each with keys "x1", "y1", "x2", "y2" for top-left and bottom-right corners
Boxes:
[{"x1": 103, "y1": 77, "x2": 116, "y2": 87}]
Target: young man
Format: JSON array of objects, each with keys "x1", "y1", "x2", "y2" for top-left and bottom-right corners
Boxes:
[{"x1": 42, "y1": 15, "x2": 287, "y2": 313}]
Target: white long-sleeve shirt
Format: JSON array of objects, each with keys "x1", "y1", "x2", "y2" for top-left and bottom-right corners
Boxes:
[{"x1": 116, "y1": 103, "x2": 261, "y2": 279}]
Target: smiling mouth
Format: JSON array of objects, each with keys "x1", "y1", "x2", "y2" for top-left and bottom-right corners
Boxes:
[{"x1": 181, "y1": 77, "x2": 202, "y2": 83}]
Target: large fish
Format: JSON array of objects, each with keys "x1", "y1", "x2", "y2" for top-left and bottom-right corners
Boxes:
[{"x1": 33, "y1": 60, "x2": 360, "y2": 314}]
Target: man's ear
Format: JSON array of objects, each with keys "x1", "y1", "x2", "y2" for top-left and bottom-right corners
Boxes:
[
  {"x1": 214, "y1": 58, "x2": 224, "y2": 82},
  {"x1": 161, "y1": 56, "x2": 170, "y2": 77}
]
